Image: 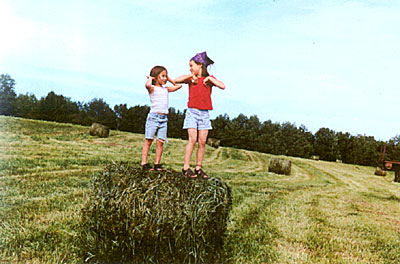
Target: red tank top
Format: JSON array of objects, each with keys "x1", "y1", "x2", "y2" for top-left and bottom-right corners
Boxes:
[{"x1": 187, "y1": 76, "x2": 215, "y2": 110}]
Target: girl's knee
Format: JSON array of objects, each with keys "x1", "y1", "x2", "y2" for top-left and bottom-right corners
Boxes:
[
  {"x1": 198, "y1": 135, "x2": 207, "y2": 146},
  {"x1": 188, "y1": 138, "x2": 197, "y2": 146},
  {"x1": 145, "y1": 138, "x2": 153, "y2": 145},
  {"x1": 198, "y1": 138, "x2": 207, "y2": 146}
]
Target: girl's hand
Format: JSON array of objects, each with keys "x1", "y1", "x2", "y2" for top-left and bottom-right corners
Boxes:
[
  {"x1": 192, "y1": 75, "x2": 198, "y2": 84},
  {"x1": 145, "y1": 76, "x2": 155, "y2": 91},
  {"x1": 203, "y1": 76, "x2": 225, "y2": 89},
  {"x1": 167, "y1": 76, "x2": 177, "y2": 86}
]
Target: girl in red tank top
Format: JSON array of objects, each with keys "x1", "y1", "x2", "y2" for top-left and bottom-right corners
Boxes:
[{"x1": 175, "y1": 52, "x2": 226, "y2": 179}]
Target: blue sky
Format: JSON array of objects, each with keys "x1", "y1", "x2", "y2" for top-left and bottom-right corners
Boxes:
[{"x1": 1, "y1": 0, "x2": 399, "y2": 141}]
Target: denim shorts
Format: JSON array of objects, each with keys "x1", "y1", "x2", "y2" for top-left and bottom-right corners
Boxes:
[
  {"x1": 145, "y1": 112, "x2": 168, "y2": 141},
  {"x1": 183, "y1": 108, "x2": 212, "y2": 130}
]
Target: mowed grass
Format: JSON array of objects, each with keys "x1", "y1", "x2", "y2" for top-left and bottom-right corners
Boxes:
[{"x1": 1, "y1": 115, "x2": 400, "y2": 263}]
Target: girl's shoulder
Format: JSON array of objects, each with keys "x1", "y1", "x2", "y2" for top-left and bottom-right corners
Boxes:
[
  {"x1": 199, "y1": 75, "x2": 216, "y2": 78},
  {"x1": 154, "y1": 85, "x2": 168, "y2": 92}
]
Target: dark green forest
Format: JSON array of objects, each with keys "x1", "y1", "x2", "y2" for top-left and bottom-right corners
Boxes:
[{"x1": 1, "y1": 73, "x2": 399, "y2": 166}]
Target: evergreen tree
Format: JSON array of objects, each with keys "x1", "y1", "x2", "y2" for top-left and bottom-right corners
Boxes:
[
  {"x1": 385, "y1": 135, "x2": 400, "y2": 162},
  {"x1": 114, "y1": 103, "x2": 129, "y2": 131},
  {"x1": 0, "y1": 74, "x2": 17, "y2": 115},
  {"x1": 347, "y1": 135, "x2": 379, "y2": 166},
  {"x1": 258, "y1": 120, "x2": 281, "y2": 154},
  {"x1": 167, "y1": 107, "x2": 186, "y2": 139},
  {"x1": 86, "y1": 98, "x2": 117, "y2": 129},
  {"x1": 337, "y1": 132, "x2": 352, "y2": 163},
  {"x1": 209, "y1": 114, "x2": 230, "y2": 145},
  {"x1": 14, "y1": 93, "x2": 38, "y2": 119},
  {"x1": 314, "y1": 127, "x2": 339, "y2": 161},
  {"x1": 36, "y1": 91, "x2": 81, "y2": 123}
]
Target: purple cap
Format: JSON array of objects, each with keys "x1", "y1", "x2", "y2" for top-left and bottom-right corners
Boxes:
[{"x1": 190, "y1": 51, "x2": 214, "y2": 66}]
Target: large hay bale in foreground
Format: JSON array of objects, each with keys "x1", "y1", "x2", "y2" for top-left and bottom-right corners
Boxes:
[
  {"x1": 268, "y1": 158, "x2": 291, "y2": 175},
  {"x1": 80, "y1": 162, "x2": 232, "y2": 263},
  {"x1": 374, "y1": 167, "x2": 387, "y2": 176},
  {"x1": 89, "y1": 123, "x2": 110, "y2": 138}
]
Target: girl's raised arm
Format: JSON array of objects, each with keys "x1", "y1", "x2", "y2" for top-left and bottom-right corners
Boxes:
[
  {"x1": 167, "y1": 76, "x2": 182, "y2": 92},
  {"x1": 204, "y1": 76, "x2": 225, "y2": 89},
  {"x1": 145, "y1": 76, "x2": 154, "y2": 93},
  {"x1": 174, "y1": 74, "x2": 193, "y2": 84},
  {"x1": 167, "y1": 84, "x2": 182, "y2": 92}
]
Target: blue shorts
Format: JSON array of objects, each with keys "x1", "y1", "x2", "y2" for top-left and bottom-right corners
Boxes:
[
  {"x1": 145, "y1": 112, "x2": 168, "y2": 142},
  {"x1": 183, "y1": 108, "x2": 212, "y2": 130}
]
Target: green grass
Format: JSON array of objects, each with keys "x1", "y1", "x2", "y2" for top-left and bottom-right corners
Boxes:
[{"x1": 1, "y1": 115, "x2": 400, "y2": 263}]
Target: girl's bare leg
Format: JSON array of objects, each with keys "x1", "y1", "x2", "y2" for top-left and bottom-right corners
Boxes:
[
  {"x1": 154, "y1": 139, "x2": 164, "y2": 165},
  {"x1": 141, "y1": 139, "x2": 153, "y2": 165},
  {"x1": 195, "y1": 130, "x2": 208, "y2": 170},
  {"x1": 184, "y1": 128, "x2": 197, "y2": 170}
]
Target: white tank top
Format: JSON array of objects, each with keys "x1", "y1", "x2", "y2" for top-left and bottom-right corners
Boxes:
[{"x1": 149, "y1": 85, "x2": 169, "y2": 114}]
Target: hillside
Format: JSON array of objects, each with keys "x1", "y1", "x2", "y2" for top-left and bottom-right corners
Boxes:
[{"x1": 1, "y1": 115, "x2": 400, "y2": 263}]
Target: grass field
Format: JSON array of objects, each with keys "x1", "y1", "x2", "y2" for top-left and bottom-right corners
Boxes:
[{"x1": 1, "y1": 115, "x2": 400, "y2": 263}]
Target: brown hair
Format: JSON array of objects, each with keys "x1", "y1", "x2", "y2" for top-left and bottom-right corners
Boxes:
[
  {"x1": 149, "y1": 66, "x2": 167, "y2": 85},
  {"x1": 191, "y1": 52, "x2": 214, "y2": 77},
  {"x1": 192, "y1": 61, "x2": 209, "y2": 77}
]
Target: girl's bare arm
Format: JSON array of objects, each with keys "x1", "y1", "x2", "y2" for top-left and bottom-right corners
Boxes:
[
  {"x1": 145, "y1": 76, "x2": 154, "y2": 93},
  {"x1": 167, "y1": 84, "x2": 182, "y2": 92},
  {"x1": 204, "y1": 76, "x2": 226, "y2": 89},
  {"x1": 174, "y1": 74, "x2": 193, "y2": 84},
  {"x1": 166, "y1": 76, "x2": 182, "y2": 92}
]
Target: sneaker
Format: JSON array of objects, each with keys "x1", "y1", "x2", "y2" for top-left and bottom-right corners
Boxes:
[{"x1": 182, "y1": 168, "x2": 197, "y2": 179}]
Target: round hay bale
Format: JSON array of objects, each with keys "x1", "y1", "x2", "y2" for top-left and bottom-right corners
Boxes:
[
  {"x1": 311, "y1": 155, "x2": 319, "y2": 161},
  {"x1": 268, "y1": 158, "x2": 291, "y2": 175},
  {"x1": 374, "y1": 167, "x2": 387, "y2": 176},
  {"x1": 80, "y1": 162, "x2": 232, "y2": 263},
  {"x1": 89, "y1": 123, "x2": 110, "y2": 138},
  {"x1": 206, "y1": 138, "x2": 221, "y2": 148}
]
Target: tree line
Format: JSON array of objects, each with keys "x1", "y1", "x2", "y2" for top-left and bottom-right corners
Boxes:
[{"x1": 1, "y1": 73, "x2": 399, "y2": 167}]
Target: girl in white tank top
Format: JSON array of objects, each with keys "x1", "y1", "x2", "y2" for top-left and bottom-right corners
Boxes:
[
  {"x1": 140, "y1": 66, "x2": 182, "y2": 171},
  {"x1": 149, "y1": 85, "x2": 169, "y2": 114}
]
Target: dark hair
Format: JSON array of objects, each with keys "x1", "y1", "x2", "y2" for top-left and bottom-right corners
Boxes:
[
  {"x1": 149, "y1": 66, "x2": 167, "y2": 85},
  {"x1": 193, "y1": 61, "x2": 210, "y2": 77}
]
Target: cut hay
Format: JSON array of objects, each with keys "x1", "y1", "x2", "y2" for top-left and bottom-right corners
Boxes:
[
  {"x1": 374, "y1": 167, "x2": 387, "y2": 176},
  {"x1": 268, "y1": 158, "x2": 291, "y2": 175},
  {"x1": 80, "y1": 162, "x2": 232, "y2": 263},
  {"x1": 89, "y1": 123, "x2": 110, "y2": 138}
]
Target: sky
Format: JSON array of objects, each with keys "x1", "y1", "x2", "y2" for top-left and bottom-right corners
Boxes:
[{"x1": 1, "y1": 0, "x2": 399, "y2": 141}]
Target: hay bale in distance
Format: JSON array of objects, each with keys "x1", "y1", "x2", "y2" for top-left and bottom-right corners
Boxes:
[
  {"x1": 374, "y1": 167, "x2": 387, "y2": 176},
  {"x1": 311, "y1": 155, "x2": 319, "y2": 161},
  {"x1": 207, "y1": 138, "x2": 221, "y2": 148},
  {"x1": 89, "y1": 123, "x2": 110, "y2": 138},
  {"x1": 268, "y1": 158, "x2": 291, "y2": 175},
  {"x1": 80, "y1": 162, "x2": 232, "y2": 263}
]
